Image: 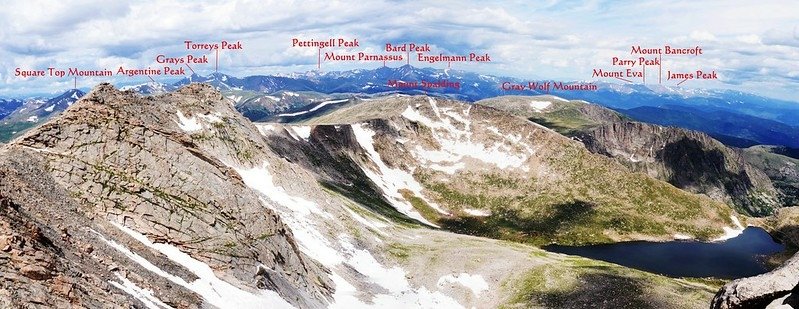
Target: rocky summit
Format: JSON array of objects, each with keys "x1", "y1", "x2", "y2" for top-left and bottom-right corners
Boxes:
[{"x1": 0, "y1": 83, "x2": 795, "y2": 309}]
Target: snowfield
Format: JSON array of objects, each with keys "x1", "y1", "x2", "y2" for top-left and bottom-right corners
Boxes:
[
  {"x1": 437, "y1": 273, "x2": 490, "y2": 296},
  {"x1": 401, "y1": 98, "x2": 530, "y2": 172},
  {"x1": 529, "y1": 100, "x2": 552, "y2": 111}
]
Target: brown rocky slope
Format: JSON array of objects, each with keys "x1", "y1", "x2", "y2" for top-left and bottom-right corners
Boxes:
[{"x1": 1, "y1": 83, "x2": 332, "y2": 308}]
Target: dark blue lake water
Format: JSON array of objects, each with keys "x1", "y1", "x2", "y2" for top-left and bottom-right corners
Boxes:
[{"x1": 544, "y1": 227, "x2": 785, "y2": 279}]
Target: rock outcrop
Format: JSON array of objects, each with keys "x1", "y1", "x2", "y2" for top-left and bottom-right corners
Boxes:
[{"x1": 712, "y1": 253, "x2": 799, "y2": 308}]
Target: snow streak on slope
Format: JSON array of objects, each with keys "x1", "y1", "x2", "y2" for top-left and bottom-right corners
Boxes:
[
  {"x1": 93, "y1": 222, "x2": 295, "y2": 309},
  {"x1": 351, "y1": 123, "x2": 447, "y2": 225},
  {"x1": 277, "y1": 99, "x2": 349, "y2": 117},
  {"x1": 437, "y1": 273, "x2": 490, "y2": 296},
  {"x1": 109, "y1": 274, "x2": 174, "y2": 309},
  {"x1": 235, "y1": 163, "x2": 343, "y2": 266}
]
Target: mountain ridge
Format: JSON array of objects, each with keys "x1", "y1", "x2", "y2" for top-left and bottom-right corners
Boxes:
[
  {"x1": 3, "y1": 66, "x2": 799, "y2": 149},
  {"x1": 480, "y1": 95, "x2": 788, "y2": 216}
]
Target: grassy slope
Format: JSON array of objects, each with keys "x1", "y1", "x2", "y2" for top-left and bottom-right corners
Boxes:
[
  {"x1": 0, "y1": 121, "x2": 39, "y2": 143},
  {"x1": 398, "y1": 109, "x2": 735, "y2": 246},
  {"x1": 479, "y1": 95, "x2": 628, "y2": 136},
  {"x1": 413, "y1": 162, "x2": 732, "y2": 246},
  {"x1": 502, "y1": 256, "x2": 717, "y2": 309}
]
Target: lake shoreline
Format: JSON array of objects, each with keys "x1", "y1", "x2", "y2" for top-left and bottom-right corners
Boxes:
[{"x1": 543, "y1": 226, "x2": 785, "y2": 280}]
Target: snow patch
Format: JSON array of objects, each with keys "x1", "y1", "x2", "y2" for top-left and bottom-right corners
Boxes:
[
  {"x1": 437, "y1": 273, "x2": 489, "y2": 296},
  {"x1": 529, "y1": 100, "x2": 552, "y2": 112},
  {"x1": 175, "y1": 111, "x2": 202, "y2": 132},
  {"x1": 226, "y1": 95, "x2": 242, "y2": 103},
  {"x1": 235, "y1": 164, "x2": 322, "y2": 219},
  {"x1": 713, "y1": 216, "x2": 745, "y2": 242},
  {"x1": 329, "y1": 239, "x2": 466, "y2": 309},
  {"x1": 44, "y1": 105, "x2": 55, "y2": 112},
  {"x1": 255, "y1": 124, "x2": 276, "y2": 135},
  {"x1": 463, "y1": 208, "x2": 491, "y2": 217},
  {"x1": 340, "y1": 238, "x2": 409, "y2": 293},
  {"x1": 289, "y1": 126, "x2": 312, "y2": 140},
  {"x1": 26, "y1": 116, "x2": 38, "y2": 122}
]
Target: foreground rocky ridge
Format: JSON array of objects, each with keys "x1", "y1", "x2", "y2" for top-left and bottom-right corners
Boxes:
[{"x1": 2, "y1": 84, "x2": 332, "y2": 308}]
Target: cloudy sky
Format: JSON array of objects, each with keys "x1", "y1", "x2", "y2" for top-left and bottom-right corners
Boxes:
[{"x1": 1, "y1": 0, "x2": 797, "y2": 100}]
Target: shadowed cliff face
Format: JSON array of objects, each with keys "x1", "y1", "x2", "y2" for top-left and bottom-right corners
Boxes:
[
  {"x1": 660, "y1": 138, "x2": 764, "y2": 215},
  {"x1": 578, "y1": 122, "x2": 780, "y2": 216},
  {"x1": 744, "y1": 146, "x2": 799, "y2": 209}
]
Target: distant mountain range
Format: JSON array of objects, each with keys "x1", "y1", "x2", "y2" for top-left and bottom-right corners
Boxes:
[
  {"x1": 1, "y1": 65, "x2": 798, "y2": 148},
  {"x1": 0, "y1": 89, "x2": 85, "y2": 141}
]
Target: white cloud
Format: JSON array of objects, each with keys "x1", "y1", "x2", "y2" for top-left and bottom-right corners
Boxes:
[{"x1": 0, "y1": 0, "x2": 797, "y2": 101}]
